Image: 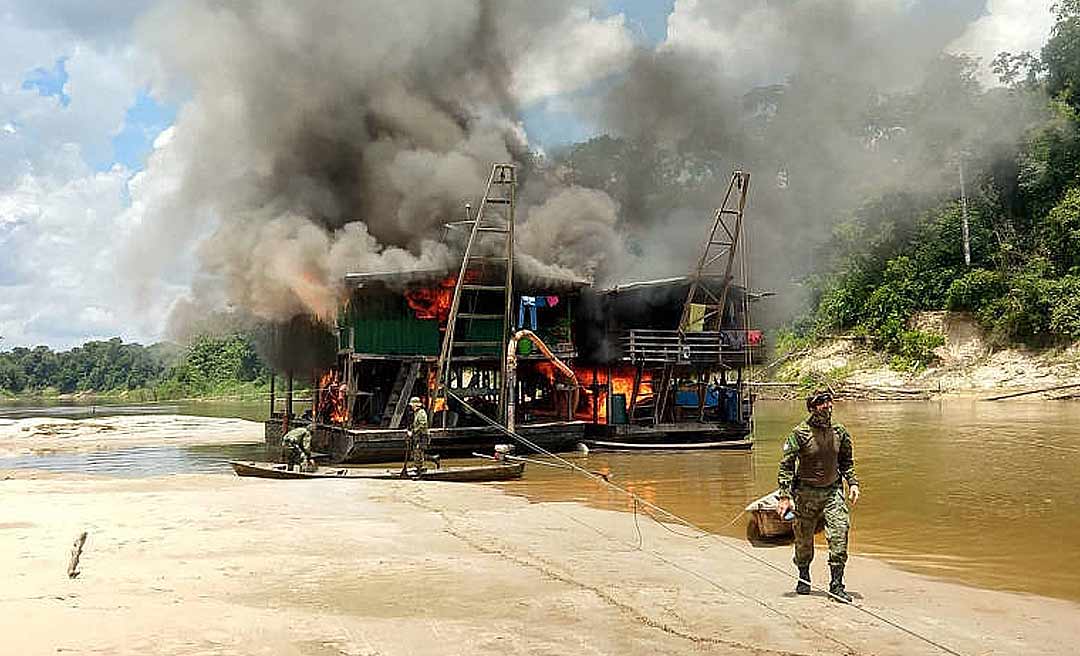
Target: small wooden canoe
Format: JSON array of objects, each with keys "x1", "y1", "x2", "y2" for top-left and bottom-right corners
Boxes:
[
  {"x1": 745, "y1": 490, "x2": 794, "y2": 538},
  {"x1": 230, "y1": 461, "x2": 524, "y2": 482}
]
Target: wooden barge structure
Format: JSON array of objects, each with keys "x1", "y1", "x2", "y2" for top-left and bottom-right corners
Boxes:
[{"x1": 265, "y1": 165, "x2": 764, "y2": 463}]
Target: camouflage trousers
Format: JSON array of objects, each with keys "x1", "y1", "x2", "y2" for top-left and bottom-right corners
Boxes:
[
  {"x1": 282, "y1": 439, "x2": 314, "y2": 472},
  {"x1": 793, "y1": 482, "x2": 850, "y2": 568},
  {"x1": 408, "y1": 433, "x2": 431, "y2": 473}
]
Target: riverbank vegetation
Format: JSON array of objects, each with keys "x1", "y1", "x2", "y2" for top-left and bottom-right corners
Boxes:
[
  {"x1": 795, "y1": 4, "x2": 1080, "y2": 371},
  {"x1": 0, "y1": 334, "x2": 272, "y2": 401}
]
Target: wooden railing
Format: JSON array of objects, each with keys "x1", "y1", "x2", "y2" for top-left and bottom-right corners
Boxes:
[{"x1": 620, "y1": 329, "x2": 764, "y2": 364}]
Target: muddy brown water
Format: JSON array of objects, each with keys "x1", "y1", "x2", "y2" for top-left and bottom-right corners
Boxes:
[
  {"x1": 3, "y1": 398, "x2": 1078, "y2": 601},
  {"x1": 500, "y1": 399, "x2": 1080, "y2": 603}
]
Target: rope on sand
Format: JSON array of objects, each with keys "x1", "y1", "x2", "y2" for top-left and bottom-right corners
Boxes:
[{"x1": 448, "y1": 390, "x2": 967, "y2": 656}]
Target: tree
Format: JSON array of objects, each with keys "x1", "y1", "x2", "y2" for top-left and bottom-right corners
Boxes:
[{"x1": 1043, "y1": 3, "x2": 1080, "y2": 110}]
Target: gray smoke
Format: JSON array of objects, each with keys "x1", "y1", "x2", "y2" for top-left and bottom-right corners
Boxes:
[
  {"x1": 127, "y1": 0, "x2": 1052, "y2": 338},
  {"x1": 577, "y1": 0, "x2": 1048, "y2": 319},
  {"x1": 128, "y1": 0, "x2": 626, "y2": 333}
]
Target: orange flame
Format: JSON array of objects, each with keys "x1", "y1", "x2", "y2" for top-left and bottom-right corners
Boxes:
[
  {"x1": 425, "y1": 367, "x2": 446, "y2": 413},
  {"x1": 572, "y1": 366, "x2": 653, "y2": 424},
  {"x1": 404, "y1": 276, "x2": 456, "y2": 322},
  {"x1": 317, "y1": 369, "x2": 348, "y2": 424}
]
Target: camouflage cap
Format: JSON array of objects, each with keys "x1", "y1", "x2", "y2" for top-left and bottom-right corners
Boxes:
[{"x1": 806, "y1": 389, "x2": 833, "y2": 411}]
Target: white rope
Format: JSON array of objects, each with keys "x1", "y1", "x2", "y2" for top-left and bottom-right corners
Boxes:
[{"x1": 448, "y1": 389, "x2": 966, "y2": 656}]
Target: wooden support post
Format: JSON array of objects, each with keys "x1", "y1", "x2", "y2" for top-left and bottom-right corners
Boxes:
[
  {"x1": 698, "y1": 371, "x2": 707, "y2": 422},
  {"x1": 736, "y1": 367, "x2": 744, "y2": 422},
  {"x1": 628, "y1": 364, "x2": 642, "y2": 423},
  {"x1": 269, "y1": 374, "x2": 275, "y2": 418},
  {"x1": 605, "y1": 366, "x2": 613, "y2": 429},
  {"x1": 591, "y1": 369, "x2": 599, "y2": 425},
  {"x1": 286, "y1": 372, "x2": 294, "y2": 422}
]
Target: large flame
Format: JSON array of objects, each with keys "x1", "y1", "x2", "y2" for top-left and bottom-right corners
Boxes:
[
  {"x1": 317, "y1": 369, "x2": 348, "y2": 424},
  {"x1": 404, "y1": 276, "x2": 456, "y2": 322},
  {"x1": 572, "y1": 366, "x2": 653, "y2": 424}
]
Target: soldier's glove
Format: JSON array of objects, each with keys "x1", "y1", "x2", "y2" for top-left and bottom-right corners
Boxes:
[{"x1": 848, "y1": 485, "x2": 860, "y2": 506}]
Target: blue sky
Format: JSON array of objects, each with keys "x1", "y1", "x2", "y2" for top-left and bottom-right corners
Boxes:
[
  {"x1": 12, "y1": 1, "x2": 669, "y2": 178},
  {"x1": 524, "y1": 0, "x2": 673, "y2": 149}
]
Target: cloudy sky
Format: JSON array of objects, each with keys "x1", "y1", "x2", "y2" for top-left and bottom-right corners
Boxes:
[{"x1": 0, "y1": 0, "x2": 1057, "y2": 349}]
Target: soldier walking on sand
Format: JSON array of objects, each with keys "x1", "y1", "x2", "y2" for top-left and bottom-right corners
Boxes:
[
  {"x1": 776, "y1": 390, "x2": 860, "y2": 602},
  {"x1": 404, "y1": 396, "x2": 434, "y2": 476}
]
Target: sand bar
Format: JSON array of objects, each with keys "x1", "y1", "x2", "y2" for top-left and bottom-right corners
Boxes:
[
  {"x1": 1, "y1": 470, "x2": 1076, "y2": 656},
  {"x1": 0, "y1": 415, "x2": 264, "y2": 457}
]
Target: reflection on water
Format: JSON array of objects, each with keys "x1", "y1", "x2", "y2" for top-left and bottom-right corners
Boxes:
[
  {"x1": 0, "y1": 443, "x2": 267, "y2": 477},
  {"x1": 501, "y1": 399, "x2": 1080, "y2": 602}
]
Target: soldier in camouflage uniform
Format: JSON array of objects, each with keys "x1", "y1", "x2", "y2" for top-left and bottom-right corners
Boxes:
[
  {"x1": 404, "y1": 396, "x2": 434, "y2": 476},
  {"x1": 776, "y1": 390, "x2": 860, "y2": 602},
  {"x1": 281, "y1": 425, "x2": 316, "y2": 473}
]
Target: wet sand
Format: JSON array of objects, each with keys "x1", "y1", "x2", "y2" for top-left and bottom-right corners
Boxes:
[
  {"x1": 2, "y1": 470, "x2": 1077, "y2": 656},
  {"x1": 0, "y1": 415, "x2": 263, "y2": 457}
]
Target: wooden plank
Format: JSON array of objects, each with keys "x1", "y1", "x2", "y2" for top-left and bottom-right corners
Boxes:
[{"x1": 984, "y1": 383, "x2": 1080, "y2": 401}]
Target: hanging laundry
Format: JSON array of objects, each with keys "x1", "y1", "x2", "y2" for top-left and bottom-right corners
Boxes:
[
  {"x1": 546, "y1": 295, "x2": 559, "y2": 308},
  {"x1": 518, "y1": 296, "x2": 538, "y2": 329},
  {"x1": 687, "y1": 303, "x2": 706, "y2": 332}
]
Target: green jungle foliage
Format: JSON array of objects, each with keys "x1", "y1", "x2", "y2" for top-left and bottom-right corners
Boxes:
[
  {"x1": 0, "y1": 334, "x2": 269, "y2": 399},
  {"x1": 798, "y1": 7, "x2": 1080, "y2": 367}
]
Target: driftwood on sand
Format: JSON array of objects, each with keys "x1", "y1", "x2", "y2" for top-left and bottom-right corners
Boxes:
[
  {"x1": 67, "y1": 531, "x2": 87, "y2": 579},
  {"x1": 749, "y1": 381, "x2": 935, "y2": 401},
  {"x1": 984, "y1": 383, "x2": 1080, "y2": 402}
]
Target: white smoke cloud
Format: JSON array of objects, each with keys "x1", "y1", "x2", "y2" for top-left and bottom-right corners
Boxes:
[
  {"x1": 663, "y1": 0, "x2": 975, "y2": 90},
  {"x1": 510, "y1": 8, "x2": 634, "y2": 104}
]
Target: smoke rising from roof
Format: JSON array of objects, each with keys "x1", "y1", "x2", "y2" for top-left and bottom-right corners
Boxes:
[
  {"x1": 126, "y1": 0, "x2": 1053, "y2": 342},
  {"x1": 127, "y1": 0, "x2": 629, "y2": 335}
]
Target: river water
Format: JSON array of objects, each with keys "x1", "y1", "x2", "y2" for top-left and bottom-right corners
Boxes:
[
  {"x1": 2, "y1": 398, "x2": 1078, "y2": 601},
  {"x1": 504, "y1": 399, "x2": 1080, "y2": 602}
]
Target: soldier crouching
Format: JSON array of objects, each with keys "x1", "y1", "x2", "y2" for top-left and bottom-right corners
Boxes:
[{"x1": 281, "y1": 426, "x2": 316, "y2": 473}]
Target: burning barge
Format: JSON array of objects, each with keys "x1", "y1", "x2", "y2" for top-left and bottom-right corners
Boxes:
[{"x1": 265, "y1": 165, "x2": 764, "y2": 464}]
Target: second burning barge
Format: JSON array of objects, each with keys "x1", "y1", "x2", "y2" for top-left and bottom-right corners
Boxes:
[{"x1": 265, "y1": 165, "x2": 764, "y2": 463}]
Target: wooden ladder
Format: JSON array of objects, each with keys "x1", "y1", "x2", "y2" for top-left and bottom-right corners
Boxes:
[
  {"x1": 678, "y1": 171, "x2": 751, "y2": 346},
  {"x1": 432, "y1": 163, "x2": 516, "y2": 426},
  {"x1": 382, "y1": 361, "x2": 421, "y2": 428}
]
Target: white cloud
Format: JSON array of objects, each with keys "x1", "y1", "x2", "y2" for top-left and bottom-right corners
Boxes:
[
  {"x1": 0, "y1": 8, "x2": 173, "y2": 348},
  {"x1": 948, "y1": 0, "x2": 1056, "y2": 83},
  {"x1": 510, "y1": 8, "x2": 634, "y2": 105}
]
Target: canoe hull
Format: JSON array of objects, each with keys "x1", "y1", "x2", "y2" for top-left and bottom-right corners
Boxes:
[
  {"x1": 230, "y1": 460, "x2": 524, "y2": 482},
  {"x1": 745, "y1": 490, "x2": 794, "y2": 538}
]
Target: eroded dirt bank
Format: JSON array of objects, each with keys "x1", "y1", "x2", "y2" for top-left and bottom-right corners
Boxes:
[
  {"x1": 771, "y1": 312, "x2": 1080, "y2": 398},
  {"x1": 1, "y1": 472, "x2": 1075, "y2": 656}
]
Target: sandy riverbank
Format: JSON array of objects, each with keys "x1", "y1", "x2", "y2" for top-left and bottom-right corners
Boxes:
[
  {"x1": 0, "y1": 415, "x2": 264, "y2": 457},
  {"x1": 1, "y1": 470, "x2": 1076, "y2": 656}
]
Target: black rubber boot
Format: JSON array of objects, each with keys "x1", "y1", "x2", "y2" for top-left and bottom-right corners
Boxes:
[
  {"x1": 829, "y1": 565, "x2": 852, "y2": 603},
  {"x1": 796, "y1": 566, "x2": 811, "y2": 595}
]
